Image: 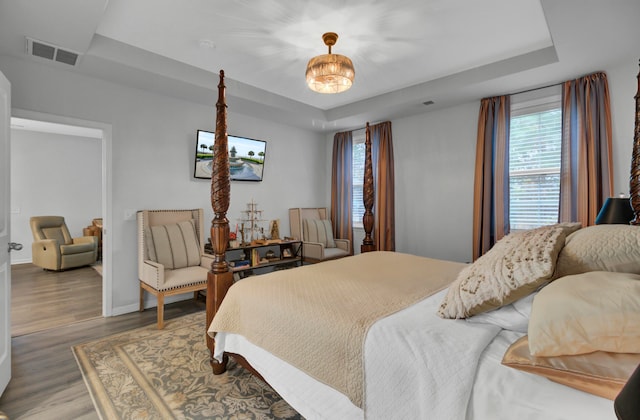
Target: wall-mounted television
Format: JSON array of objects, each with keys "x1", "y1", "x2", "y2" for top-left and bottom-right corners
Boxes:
[{"x1": 194, "y1": 130, "x2": 266, "y2": 181}]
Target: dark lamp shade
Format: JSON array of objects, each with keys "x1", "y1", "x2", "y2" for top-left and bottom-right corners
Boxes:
[
  {"x1": 615, "y1": 362, "x2": 640, "y2": 419},
  {"x1": 595, "y1": 197, "x2": 634, "y2": 225}
]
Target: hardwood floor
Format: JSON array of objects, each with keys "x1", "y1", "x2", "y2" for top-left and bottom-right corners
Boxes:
[
  {"x1": 11, "y1": 263, "x2": 103, "y2": 337},
  {"x1": 0, "y1": 296, "x2": 206, "y2": 418}
]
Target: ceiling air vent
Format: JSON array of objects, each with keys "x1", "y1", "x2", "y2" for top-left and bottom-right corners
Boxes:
[{"x1": 25, "y1": 37, "x2": 80, "y2": 66}]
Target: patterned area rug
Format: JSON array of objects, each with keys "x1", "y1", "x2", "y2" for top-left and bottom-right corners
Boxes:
[{"x1": 72, "y1": 311, "x2": 303, "y2": 419}]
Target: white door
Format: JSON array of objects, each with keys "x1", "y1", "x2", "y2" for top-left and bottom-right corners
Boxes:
[{"x1": 0, "y1": 70, "x2": 12, "y2": 396}]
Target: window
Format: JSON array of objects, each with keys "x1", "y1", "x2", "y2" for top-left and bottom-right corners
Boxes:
[
  {"x1": 509, "y1": 96, "x2": 562, "y2": 230},
  {"x1": 352, "y1": 130, "x2": 366, "y2": 228}
]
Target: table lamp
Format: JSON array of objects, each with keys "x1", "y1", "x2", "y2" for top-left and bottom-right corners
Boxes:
[{"x1": 595, "y1": 196, "x2": 634, "y2": 224}]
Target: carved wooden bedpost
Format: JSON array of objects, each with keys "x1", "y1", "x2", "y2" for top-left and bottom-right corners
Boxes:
[
  {"x1": 361, "y1": 122, "x2": 376, "y2": 253},
  {"x1": 207, "y1": 70, "x2": 234, "y2": 374},
  {"x1": 630, "y1": 60, "x2": 640, "y2": 224}
]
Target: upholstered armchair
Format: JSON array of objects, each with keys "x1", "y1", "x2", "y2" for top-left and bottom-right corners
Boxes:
[
  {"x1": 289, "y1": 207, "x2": 351, "y2": 263},
  {"x1": 30, "y1": 216, "x2": 98, "y2": 271},
  {"x1": 137, "y1": 209, "x2": 214, "y2": 329}
]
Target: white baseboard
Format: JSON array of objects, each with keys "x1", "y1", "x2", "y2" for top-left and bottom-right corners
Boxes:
[
  {"x1": 10, "y1": 258, "x2": 32, "y2": 265},
  {"x1": 111, "y1": 303, "x2": 139, "y2": 317},
  {"x1": 110, "y1": 292, "x2": 198, "y2": 317}
]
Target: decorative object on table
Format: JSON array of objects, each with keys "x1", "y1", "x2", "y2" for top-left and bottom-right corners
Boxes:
[
  {"x1": 237, "y1": 200, "x2": 266, "y2": 244},
  {"x1": 238, "y1": 223, "x2": 246, "y2": 246},
  {"x1": 265, "y1": 249, "x2": 277, "y2": 261},
  {"x1": 282, "y1": 247, "x2": 293, "y2": 258},
  {"x1": 250, "y1": 248, "x2": 260, "y2": 266},
  {"x1": 228, "y1": 231, "x2": 238, "y2": 248},
  {"x1": 269, "y1": 219, "x2": 280, "y2": 240},
  {"x1": 595, "y1": 195, "x2": 635, "y2": 224},
  {"x1": 306, "y1": 32, "x2": 355, "y2": 94}
]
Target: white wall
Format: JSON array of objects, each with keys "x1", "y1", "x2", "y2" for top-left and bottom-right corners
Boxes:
[
  {"x1": 1, "y1": 54, "x2": 327, "y2": 315},
  {"x1": 10, "y1": 129, "x2": 102, "y2": 264},
  {"x1": 3, "y1": 52, "x2": 637, "y2": 313},
  {"x1": 393, "y1": 102, "x2": 478, "y2": 263},
  {"x1": 328, "y1": 58, "x2": 639, "y2": 264},
  {"x1": 606, "y1": 59, "x2": 638, "y2": 196}
]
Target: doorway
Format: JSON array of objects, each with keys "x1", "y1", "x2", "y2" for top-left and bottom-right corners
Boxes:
[{"x1": 9, "y1": 110, "x2": 112, "y2": 333}]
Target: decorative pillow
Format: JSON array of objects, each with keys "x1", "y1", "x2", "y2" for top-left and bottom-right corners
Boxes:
[
  {"x1": 502, "y1": 335, "x2": 640, "y2": 400},
  {"x1": 555, "y1": 225, "x2": 640, "y2": 278},
  {"x1": 303, "y1": 219, "x2": 336, "y2": 248},
  {"x1": 438, "y1": 224, "x2": 572, "y2": 319},
  {"x1": 148, "y1": 220, "x2": 201, "y2": 269},
  {"x1": 528, "y1": 271, "x2": 640, "y2": 356}
]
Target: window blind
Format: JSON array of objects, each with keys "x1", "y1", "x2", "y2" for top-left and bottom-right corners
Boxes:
[
  {"x1": 352, "y1": 132, "x2": 366, "y2": 227},
  {"x1": 509, "y1": 102, "x2": 562, "y2": 230}
]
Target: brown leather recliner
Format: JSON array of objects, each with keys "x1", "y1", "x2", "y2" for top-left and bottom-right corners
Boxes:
[{"x1": 30, "y1": 216, "x2": 98, "y2": 271}]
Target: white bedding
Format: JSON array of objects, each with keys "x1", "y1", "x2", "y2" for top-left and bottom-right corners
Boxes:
[{"x1": 214, "y1": 290, "x2": 616, "y2": 419}]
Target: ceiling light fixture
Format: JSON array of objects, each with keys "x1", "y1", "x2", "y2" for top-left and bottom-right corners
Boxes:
[{"x1": 305, "y1": 32, "x2": 355, "y2": 94}]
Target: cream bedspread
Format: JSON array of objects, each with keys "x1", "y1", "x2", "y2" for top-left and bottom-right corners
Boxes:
[{"x1": 207, "y1": 251, "x2": 466, "y2": 407}]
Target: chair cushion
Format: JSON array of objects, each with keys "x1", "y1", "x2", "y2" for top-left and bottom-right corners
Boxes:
[
  {"x1": 42, "y1": 227, "x2": 71, "y2": 245},
  {"x1": 303, "y1": 219, "x2": 336, "y2": 248},
  {"x1": 60, "y1": 242, "x2": 96, "y2": 255},
  {"x1": 148, "y1": 220, "x2": 201, "y2": 269},
  {"x1": 161, "y1": 265, "x2": 208, "y2": 291},
  {"x1": 323, "y1": 247, "x2": 349, "y2": 260}
]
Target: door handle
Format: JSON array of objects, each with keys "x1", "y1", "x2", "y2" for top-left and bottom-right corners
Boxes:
[{"x1": 8, "y1": 242, "x2": 23, "y2": 252}]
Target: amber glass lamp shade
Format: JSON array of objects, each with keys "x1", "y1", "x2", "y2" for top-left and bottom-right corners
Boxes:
[{"x1": 306, "y1": 32, "x2": 355, "y2": 94}]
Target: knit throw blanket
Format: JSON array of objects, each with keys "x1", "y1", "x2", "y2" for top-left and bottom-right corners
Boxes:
[{"x1": 208, "y1": 251, "x2": 466, "y2": 407}]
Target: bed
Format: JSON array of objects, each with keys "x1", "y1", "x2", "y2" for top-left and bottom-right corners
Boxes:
[{"x1": 203, "y1": 66, "x2": 640, "y2": 419}]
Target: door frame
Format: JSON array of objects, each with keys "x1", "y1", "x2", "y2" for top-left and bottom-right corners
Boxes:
[
  {"x1": 12, "y1": 108, "x2": 113, "y2": 316},
  {"x1": 1, "y1": 69, "x2": 11, "y2": 396}
]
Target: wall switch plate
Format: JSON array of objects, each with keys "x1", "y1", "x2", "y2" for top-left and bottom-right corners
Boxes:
[{"x1": 124, "y1": 209, "x2": 136, "y2": 220}]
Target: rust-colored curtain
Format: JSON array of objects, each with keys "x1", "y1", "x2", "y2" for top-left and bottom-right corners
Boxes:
[
  {"x1": 559, "y1": 72, "x2": 613, "y2": 226},
  {"x1": 473, "y1": 95, "x2": 510, "y2": 261},
  {"x1": 331, "y1": 131, "x2": 353, "y2": 253},
  {"x1": 371, "y1": 121, "x2": 395, "y2": 251}
]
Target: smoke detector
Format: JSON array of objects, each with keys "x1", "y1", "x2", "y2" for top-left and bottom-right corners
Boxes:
[{"x1": 25, "y1": 37, "x2": 81, "y2": 66}]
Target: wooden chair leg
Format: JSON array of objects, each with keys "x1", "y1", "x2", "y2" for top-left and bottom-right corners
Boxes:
[
  {"x1": 157, "y1": 293, "x2": 164, "y2": 329},
  {"x1": 139, "y1": 285, "x2": 144, "y2": 312}
]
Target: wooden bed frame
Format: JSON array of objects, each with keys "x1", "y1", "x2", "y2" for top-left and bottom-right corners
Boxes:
[
  {"x1": 205, "y1": 62, "x2": 640, "y2": 374},
  {"x1": 204, "y1": 70, "x2": 377, "y2": 374}
]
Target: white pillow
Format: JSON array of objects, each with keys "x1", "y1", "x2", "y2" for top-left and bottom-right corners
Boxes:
[
  {"x1": 555, "y1": 225, "x2": 640, "y2": 278},
  {"x1": 528, "y1": 271, "x2": 640, "y2": 356},
  {"x1": 465, "y1": 293, "x2": 535, "y2": 333}
]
